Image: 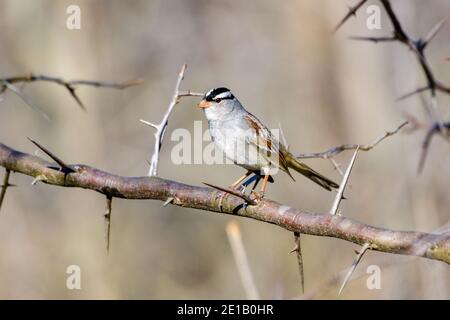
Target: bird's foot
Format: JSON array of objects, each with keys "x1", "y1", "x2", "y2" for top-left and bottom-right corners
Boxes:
[{"x1": 250, "y1": 191, "x2": 265, "y2": 202}]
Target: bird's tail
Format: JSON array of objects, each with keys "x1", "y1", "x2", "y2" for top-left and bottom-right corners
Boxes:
[{"x1": 285, "y1": 154, "x2": 339, "y2": 191}]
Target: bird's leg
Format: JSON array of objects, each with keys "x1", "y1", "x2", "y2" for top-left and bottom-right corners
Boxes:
[
  {"x1": 241, "y1": 175, "x2": 261, "y2": 194},
  {"x1": 251, "y1": 176, "x2": 261, "y2": 190},
  {"x1": 218, "y1": 171, "x2": 252, "y2": 210},
  {"x1": 251, "y1": 174, "x2": 270, "y2": 200},
  {"x1": 260, "y1": 174, "x2": 270, "y2": 196},
  {"x1": 229, "y1": 170, "x2": 252, "y2": 190}
]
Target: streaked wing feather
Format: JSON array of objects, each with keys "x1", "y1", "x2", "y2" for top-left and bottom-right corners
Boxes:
[{"x1": 244, "y1": 113, "x2": 291, "y2": 174}]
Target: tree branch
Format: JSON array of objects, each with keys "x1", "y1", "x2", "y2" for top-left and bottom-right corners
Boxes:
[
  {"x1": 336, "y1": 0, "x2": 450, "y2": 171},
  {"x1": 1, "y1": 73, "x2": 143, "y2": 111},
  {"x1": 0, "y1": 142, "x2": 449, "y2": 265}
]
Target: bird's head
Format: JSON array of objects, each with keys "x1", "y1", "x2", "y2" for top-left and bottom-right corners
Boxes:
[{"x1": 198, "y1": 87, "x2": 240, "y2": 120}]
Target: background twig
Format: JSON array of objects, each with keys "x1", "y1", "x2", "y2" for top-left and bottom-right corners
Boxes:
[
  {"x1": 226, "y1": 221, "x2": 260, "y2": 300},
  {"x1": 140, "y1": 64, "x2": 203, "y2": 176}
]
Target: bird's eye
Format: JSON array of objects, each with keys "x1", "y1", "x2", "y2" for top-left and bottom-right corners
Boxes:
[{"x1": 214, "y1": 98, "x2": 222, "y2": 103}]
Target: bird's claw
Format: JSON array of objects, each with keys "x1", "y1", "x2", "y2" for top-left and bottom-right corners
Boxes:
[{"x1": 250, "y1": 191, "x2": 265, "y2": 202}]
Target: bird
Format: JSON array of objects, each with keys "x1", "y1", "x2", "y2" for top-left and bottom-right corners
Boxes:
[{"x1": 198, "y1": 87, "x2": 339, "y2": 198}]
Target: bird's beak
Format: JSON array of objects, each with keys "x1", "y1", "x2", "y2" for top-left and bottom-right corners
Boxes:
[{"x1": 198, "y1": 99, "x2": 210, "y2": 109}]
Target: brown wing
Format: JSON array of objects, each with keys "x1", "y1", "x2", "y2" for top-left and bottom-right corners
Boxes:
[{"x1": 244, "y1": 113, "x2": 293, "y2": 178}]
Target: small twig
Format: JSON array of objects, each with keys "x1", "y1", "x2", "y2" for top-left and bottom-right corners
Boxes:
[
  {"x1": 1, "y1": 74, "x2": 143, "y2": 111},
  {"x1": 349, "y1": 36, "x2": 397, "y2": 43},
  {"x1": 397, "y1": 86, "x2": 430, "y2": 101},
  {"x1": 226, "y1": 221, "x2": 260, "y2": 300},
  {"x1": 289, "y1": 232, "x2": 304, "y2": 293},
  {"x1": 163, "y1": 197, "x2": 174, "y2": 207},
  {"x1": 105, "y1": 195, "x2": 112, "y2": 255},
  {"x1": 333, "y1": 0, "x2": 368, "y2": 33},
  {"x1": 178, "y1": 90, "x2": 204, "y2": 97},
  {"x1": 338, "y1": 242, "x2": 371, "y2": 296},
  {"x1": 296, "y1": 122, "x2": 408, "y2": 159},
  {"x1": 142, "y1": 64, "x2": 203, "y2": 176},
  {"x1": 330, "y1": 148, "x2": 359, "y2": 215},
  {"x1": 0, "y1": 169, "x2": 11, "y2": 212},
  {"x1": 27, "y1": 137, "x2": 75, "y2": 173}
]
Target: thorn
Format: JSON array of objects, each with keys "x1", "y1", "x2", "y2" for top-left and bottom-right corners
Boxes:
[
  {"x1": 289, "y1": 245, "x2": 298, "y2": 255},
  {"x1": 333, "y1": 0, "x2": 368, "y2": 33},
  {"x1": 349, "y1": 35, "x2": 397, "y2": 43},
  {"x1": 27, "y1": 137, "x2": 75, "y2": 173},
  {"x1": 0, "y1": 169, "x2": 11, "y2": 212},
  {"x1": 31, "y1": 175, "x2": 47, "y2": 185},
  {"x1": 422, "y1": 17, "x2": 447, "y2": 50},
  {"x1": 203, "y1": 182, "x2": 257, "y2": 206},
  {"x1": 163, "y1": 197, "x2": 174, "y2": 207},
  {"x1": 0, "y1": 183, "x2": 16, "y2": 188},
  {"x1": 64, "y1": 84, "x2": 86, "y2": 111},
  {"x1": 338, "y1": 243, "x2": 371, "y2": 296},
  {"x1": 396, "y1": 86, "x2": 430, "y2": 101},
  {"x1": 104, "y1": 195, "x2": 112, "y2": 255},
  {"x1": 140, "y1": 119, "x2": 159, "y2": 130},
  {"x1": 330, "y1": 148, "x2": 359, "y2": 215}
]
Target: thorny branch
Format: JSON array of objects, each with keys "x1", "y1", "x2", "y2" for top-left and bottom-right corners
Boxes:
[
  {"x1": 289, "y1": 232, "x2": 304, "y2": 293},
  {"x1": 140, "y1": 64, "x2": 203, "y2": 176},
  {"x1": 0, "y1": 73, "x2": 143, "y2": 113},
  {"x1": 0, "y1": 142, "x2": 449, "y2": 265},
  {"x1": 296, "y1": 121, "x2": 408, "y2": 160},
  {"x1": 105, "y1": 195, "x2": 112, "y2": 255},
  {"x1": 334, "y1": 0, "x2": 450, "y2": 172}
]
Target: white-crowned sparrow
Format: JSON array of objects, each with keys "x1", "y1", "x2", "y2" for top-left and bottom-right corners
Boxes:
[{"x1": 198, "y1": 87, "x2": 338, "y2": 196}]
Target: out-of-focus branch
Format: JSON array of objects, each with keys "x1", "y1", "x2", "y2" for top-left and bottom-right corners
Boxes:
[
  {"x1": 226, "y1": 221, "x2": 260, "y2": 300},
  {"x1": 335, "y1": 0, "x2": 450, "y2": 172},
  {"x1": 0, "y1": 142, "x2": 449, "y2": 265},
  {"x1": 140, "y1": 64, "x2": 203, "y2": 176},
  {"x1": 0, "y1": 73, "x2": 143, "y2": 112},
  {"x1": 289, "y1": 232, "x2": 304, "y2": 293}
]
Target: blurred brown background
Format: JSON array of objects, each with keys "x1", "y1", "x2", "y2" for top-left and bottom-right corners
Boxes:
[{"x1": 0, "y1": 0, "x2": 449, "y2": 299}]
